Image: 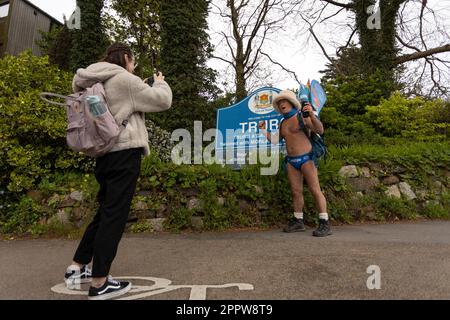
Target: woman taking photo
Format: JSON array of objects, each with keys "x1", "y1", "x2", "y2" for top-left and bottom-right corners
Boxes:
[{"x1": 64, "y1": 43, "x2": 172, "y2": 300}]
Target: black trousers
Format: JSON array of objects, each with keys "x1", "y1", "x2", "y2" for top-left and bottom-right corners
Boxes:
[{"x1": 73, "y1": 148, "x2": 143, "y2": 277}]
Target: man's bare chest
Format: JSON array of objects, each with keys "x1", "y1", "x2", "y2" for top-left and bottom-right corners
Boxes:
[{"x1": 281, "y1": 118, "x2": 304, "y2": 138}]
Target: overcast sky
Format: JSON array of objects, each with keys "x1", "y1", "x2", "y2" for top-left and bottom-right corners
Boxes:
[
  {"x1": 29, "y1": 0, "x2": 450, "y2": 94},
  {"x1": 28, "y1": 0, "x2": 327, "y2": 90},
  {"x1": 28, "y1": 0, "x2": 74, "y2": 23}
]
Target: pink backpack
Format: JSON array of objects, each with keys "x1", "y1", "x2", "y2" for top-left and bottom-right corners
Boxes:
[{"x1": 41, "y1": 83, "x2": 127, "y2": 158}]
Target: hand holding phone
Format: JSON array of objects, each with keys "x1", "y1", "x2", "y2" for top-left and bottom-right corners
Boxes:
[
  {"x1": 145, "y1": 71, "x2": 165, "y2": 87},
  {"x1": 301, "y1": 103, "x2": 313, "y2": 118}
]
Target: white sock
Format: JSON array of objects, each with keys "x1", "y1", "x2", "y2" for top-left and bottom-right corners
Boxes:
[
  {"x1": 319, "y1": 213, "x2": 329, "y2": 221},
  {"x1": 294, "y1": 212, "x2": 304, "y2": 220}
]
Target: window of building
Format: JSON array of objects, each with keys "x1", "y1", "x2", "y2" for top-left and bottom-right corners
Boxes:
[{"x1": 0, "y1": 3, "x2": 10, "y2": 19}]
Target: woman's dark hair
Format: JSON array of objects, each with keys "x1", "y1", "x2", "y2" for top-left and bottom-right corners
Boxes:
[{"x1": 101, "y1": 43, "x2": 134, "y2": 69}]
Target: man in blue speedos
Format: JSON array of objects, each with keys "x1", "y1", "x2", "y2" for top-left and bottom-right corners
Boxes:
[{"x1": 259, "y1": 90, "x2": 332, "y2": 237}]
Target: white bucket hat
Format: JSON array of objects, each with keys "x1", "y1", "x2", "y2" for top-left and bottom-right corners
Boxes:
[{"x1": 272, "y1": 90, "x2": 301, "y2": 114}]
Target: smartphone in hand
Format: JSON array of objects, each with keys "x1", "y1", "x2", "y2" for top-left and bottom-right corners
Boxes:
[
  {"x1": 144, "y1": 69, "x2": 159, "y2": 87},
  {"x1": 147, "y1": 77, "x2": 155, "y2": 87}
]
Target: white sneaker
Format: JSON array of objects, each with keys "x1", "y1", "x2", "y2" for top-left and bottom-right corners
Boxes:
[{"x1": 64, "y1": 265, "x2": 92, "y2": 289}]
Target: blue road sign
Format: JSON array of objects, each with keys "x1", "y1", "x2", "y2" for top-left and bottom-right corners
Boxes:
[{"x1": 216, "y1": 87, "x2": 285, "y2": 153}]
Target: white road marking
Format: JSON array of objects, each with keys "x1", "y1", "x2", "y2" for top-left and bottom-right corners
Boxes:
[{"x1": 51, "y1": 276, "x2": 254, "y2": 300}]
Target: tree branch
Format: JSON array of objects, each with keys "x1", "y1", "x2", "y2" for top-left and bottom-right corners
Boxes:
[
  {"x1": 419, "y1": 0, "x2": 428, "y2": 50},
  {"x1": 260, "y1": 51, "x2": 301, "y2": 85},
  {"x1": 396, "y1": 35, "x2": 421, "y2": 53},
  {"x1": 396, "y1": 44, "x2": 450, "y2": 65},
  {"x1": 244, "y1": 24, "x2": 269, "y2": 70},
  {"x1": 220, "y1": 31, "x2": 237, "y2": 61},
  {"x1": 319, "y1": 0, "x2": 353, "y2": 9},
  {"x1": 244, "y1": 0, "x2": 270, "y2": 61},
  {"x1": 320, "y1": 7, "x2": 346, "y2": 23},
  {"x1": 309, "y1": 27, "x2": 342, "y2": 74},
  {"x1": 211, "y1": 55, "x2": 234, "y2": 66},
  {"x1": 338, "y1": 27, "x2": 357, "y2": 53}
]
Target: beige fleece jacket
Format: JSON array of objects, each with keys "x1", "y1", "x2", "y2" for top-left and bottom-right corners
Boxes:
[{"x1": 72, "y1": 62, "x2": 173, "y2": 156}]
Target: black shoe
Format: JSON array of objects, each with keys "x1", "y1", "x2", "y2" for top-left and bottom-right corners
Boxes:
[
  {"x1": 88, "y1": 276, "x2": 132, "y2": 300},
  {"x1": 65, "y1": 265, "x2": 92, "y2": 289},
  {"x1": 283, "y1": 218, "x2": 306, "y2": 233},
  {"x1": 313, "y1": 219, "x2": 332, "y2": 237}
]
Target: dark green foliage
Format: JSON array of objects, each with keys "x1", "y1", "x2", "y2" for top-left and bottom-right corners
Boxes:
[
  {"x1": 38, "y1": 25, "x2": 73, "y2": 71},
  {"x1": 320, "y1": 77, "x2": 449, "y2": 145},
  {"x1": 353, "y1": 0, "x2": 399, "y2": 76},
  {"x1": 2, "y1": 140, "x2": 448, "y2": 235},
  {"x1": 138, "y1": 153, "x2": 293, "y2": 231},
  {"x1": 0, "y1": 172, "x2": 99, "y2": 235},
  {"x1": 329, "y1": 142, "x2": 450, "y2": 178},
  {"x1": 150, "y1": 0, "x2": 220, "y2": 132},
  {"x1": 423, "y1": 193, "x2": 450, "y2": 219},
  {"x1": 107, "y1": 0, "x2": 161, "y2": 78},
  {"x1": 1, "y1": 197, "x2": 48, "y2": 234},
  {"x1": 322, "y1": 64, "x2": 400, "y2": 117},
  {"x1": 70, "y1": 0, "x2": 109, "y2": 71},
  {"x1": 39, "y1": 1, "x2": 109, "y2": 72}
]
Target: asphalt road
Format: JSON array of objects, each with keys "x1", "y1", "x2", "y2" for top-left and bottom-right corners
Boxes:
[{"x1": 1, "y1": 220, "x2": 450, "y2": 300}]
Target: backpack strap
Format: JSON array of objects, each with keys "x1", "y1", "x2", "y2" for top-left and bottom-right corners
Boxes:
[
  {"x1": 40, "y1": 92, "x2": 76, "y2": 107},
  {"x1": 278, "y1": 118, "x2": 286, "y2": 142},
  {"x1": 296, "y1": 112, "x2": 309, "y2": 136},
  {"x1": 41, "y1": 88, "x2": 130, "y2": 128}
]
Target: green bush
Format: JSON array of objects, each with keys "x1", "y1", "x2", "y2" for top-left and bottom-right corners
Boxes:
[
  {"x1": 138, "y1": 152, "x2": 293, "y2": 231},
  {"x1": 320, "y1": 107, "x2": 386, "y2": 146},
  {"x1": 0, "y1": 52, "x2": 94, "y2": 195},
  {"x1": 0, "y1": 197, "x2": 46, "y2": 234},
  {"x1": 322, "y1": 70, "x2": 394, "y2": 117},
  {"x1": 321, "y1": 80, "x2": 449, "y2": 145},
  {"x1": 0, "y1": 171, "x2": 98, "y2": 235},
  {"x1": 130, "y1": 220, "x2": 152, "y2": 233},
  {"x1": 366, "y1": 92, "x2": 450, "y2": 140},
  {"x1": 329, "y1": 141, "x2": 450, "y2": 187},
  {"x1": 423, "y1": 194, "x2": 450, "y2": 219},
  {"x1": 1, "y1": 141, "x2": 448, "y2": 236},
  {"x1": 374, "y1": 196, "x2": 417, "y2": 221}
]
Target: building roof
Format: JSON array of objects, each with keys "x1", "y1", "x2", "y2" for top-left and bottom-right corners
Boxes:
[{"x1": 19, "y1": 0, "x2": 63, "y2": 25}]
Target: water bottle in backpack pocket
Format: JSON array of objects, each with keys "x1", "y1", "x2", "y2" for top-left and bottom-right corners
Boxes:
[{"x1": 86, "y1": 96, "x2": 107, "y2": 117}]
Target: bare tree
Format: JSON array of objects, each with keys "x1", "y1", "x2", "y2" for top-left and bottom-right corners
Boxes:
[
  {"x1": 395, "y1": 0, "x2": 450, "y2": 97},
  {"x1": 210, "y1": 0, "x2": 296, "y2": 100},
  {"x1": 293, "y1": 0, "x2": 450, "y2": 98}
]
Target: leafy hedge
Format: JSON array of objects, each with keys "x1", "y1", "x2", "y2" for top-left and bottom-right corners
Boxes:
[
  {"x1": 138, "y1": 152, "x2": 294, "y2": 230},
  {"x1": 320, "y1": 92, "x2": 450, "y2": 146},
  {"x1": 137, "y1": 141, "x2": 449, "y2": 230},
  {"x1": 0, "y1": 52, "x2": 93, "y2": 196},
  {"x1": 322, "y1": 70, "x2": 394, "y2": 117},
  {"x1": 366, "y1": 92, "x2": 450, "y2": 140},
  {"x1": 1, "y1": 141, "x2": 448, "y2": 236}
]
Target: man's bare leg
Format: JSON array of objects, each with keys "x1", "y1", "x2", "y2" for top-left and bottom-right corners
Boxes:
[
  {"x1": 301, "y1": 162, "x2": 327, "y2": 213},
  {"x1": 302, "y1": 161, "x2": 332, "y2": 237},
  {"x1": 283, "y1": 164, "x2": 306, "y2": 233},
  {"x1": 287, "y1": 163, "x2": 304, "y2": 213}
]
